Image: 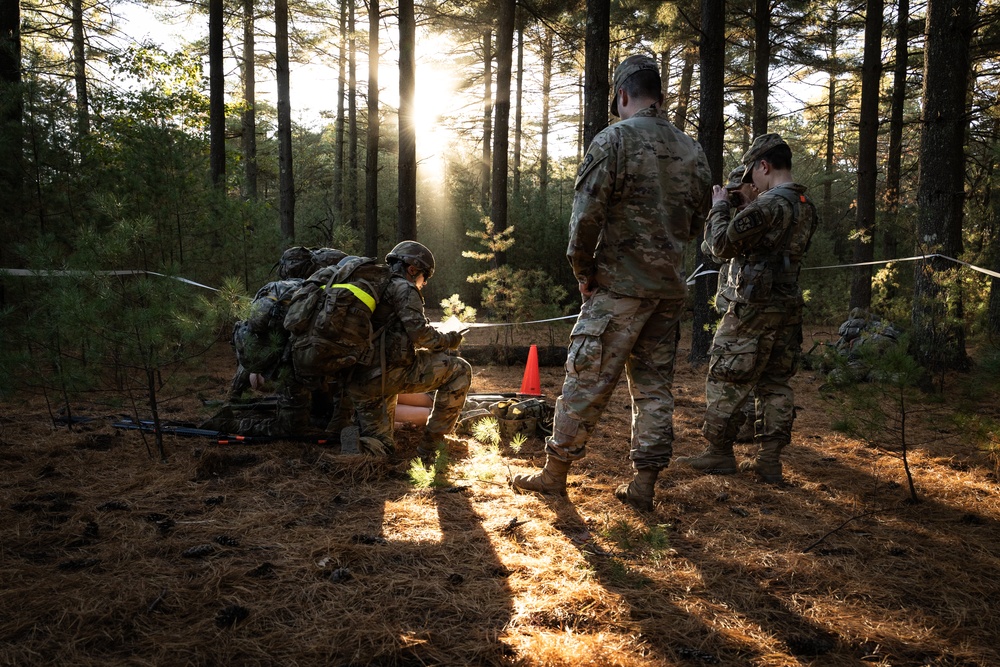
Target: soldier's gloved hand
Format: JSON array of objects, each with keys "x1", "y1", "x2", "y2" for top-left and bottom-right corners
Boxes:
[{"x1": 442, "y1": 331, "x2": 463, "y2": 350}]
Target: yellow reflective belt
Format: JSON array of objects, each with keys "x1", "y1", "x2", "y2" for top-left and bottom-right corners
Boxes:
[{"x1": 324, "y1": 283, "x2": 376, "y2": 311}]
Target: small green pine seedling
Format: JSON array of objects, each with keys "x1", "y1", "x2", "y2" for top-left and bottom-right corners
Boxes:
[
  {"x1": 472, "y1": 416, "x2": 502, "y2": 446},
  {"x1": 407, "y1": 445, "x2": 450, "y2": 488},
  {"x1": 641, "y1": 524, "x2": 671, "y2": 550},
  {"x1": 509, "y1": 432, "x2": 527, "y2": 453}
]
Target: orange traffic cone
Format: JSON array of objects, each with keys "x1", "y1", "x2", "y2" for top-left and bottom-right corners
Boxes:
[{"x1": 519, "y1": 344, "x2": 542, "y2": 396}]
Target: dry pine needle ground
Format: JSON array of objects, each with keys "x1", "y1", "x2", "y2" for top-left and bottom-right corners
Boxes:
[{"x1": 2, "y1": 337, "x2": 1000, "y2": 666}]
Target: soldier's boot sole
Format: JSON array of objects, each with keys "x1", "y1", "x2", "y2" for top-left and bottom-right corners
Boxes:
[{"x1": 340, "y1": 426, "x2": 360, "y2": 454}]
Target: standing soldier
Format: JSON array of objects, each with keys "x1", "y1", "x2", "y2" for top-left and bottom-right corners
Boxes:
[
  {"x1": 511, "y1": 54, "x2": 711, "y2": 511},
  {"x1": 710, "y1": 167, "x2": 759, "y2": 440},
  {"x1": 346, "y1": 241, "x2": 470, "y2": 459},
  {"x1": 676, "y1": 134, "x2": 817, "y2": 483}
]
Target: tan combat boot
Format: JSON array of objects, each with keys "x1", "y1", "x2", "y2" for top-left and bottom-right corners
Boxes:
[
  {"x1": 614, "y1": 468, "x2": 659, "y2": 511},
  {"x1": 416, "y1": 431, "x2": 446, "y2": 467},
  {"x1": 674, "y1": 442, "x2": 737, "y2": 475},
  {"x1": 512, "y1": 456, "x2": 571, "y2": 495},
  {"x1": 739, "y1": 439, "x2": 784, "y2": 483}
]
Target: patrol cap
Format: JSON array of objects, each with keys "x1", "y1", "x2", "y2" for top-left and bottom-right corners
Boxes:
[
  {"x1": 724, "y1": 167, "x2": 745, "y2": 190},
  {"x1": 610, "y1": 54, "x2": 659, "y2": 117},
  {"x1": 741, "y1": 133, "x2": 788, "y2": 182}
]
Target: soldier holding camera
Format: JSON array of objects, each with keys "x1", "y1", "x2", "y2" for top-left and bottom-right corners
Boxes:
[{"x1": 676, "y1": 134, "x2": 818, "y2": 483}]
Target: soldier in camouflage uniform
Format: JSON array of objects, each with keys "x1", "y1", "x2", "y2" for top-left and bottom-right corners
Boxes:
[
  {"x1": 347, "y1": 241, "x2": 470, "y2": 459},
  {"x1": 512, "y1": 54, "x2": 712, "y2": 511},
  {"x1": 204, "y1": 247, "x2": 349, "y2": 438},
  {"x1": 676, "y1": 134, "x2": 818, "y2": 483},
  {"x1": 711, "y1": 167, "x2": 759, "y2": 442}
]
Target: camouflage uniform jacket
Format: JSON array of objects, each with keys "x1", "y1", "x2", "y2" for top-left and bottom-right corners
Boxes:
[
  {"x1": 568, "y1": 106, "x2": 711, "y2": 299},
  {"x1": 704, "y1": 182, "x2": 817, "y2": 306},
  {"x1": 357, "y1": 271, "x2": 453, "y2": 376}
]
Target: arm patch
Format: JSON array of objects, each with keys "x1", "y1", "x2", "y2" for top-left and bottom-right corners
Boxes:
[
  {"x1": 733, "y1": 211, "x2": 765, "y2": 235},
  {"x1": 574, "y1": 139, "x2": 610, "y2": 190}
]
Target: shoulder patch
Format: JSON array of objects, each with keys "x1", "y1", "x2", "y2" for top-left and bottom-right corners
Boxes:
[
  {"x1": 733, "y1": 211, "x2": 765, "y2": 235},
  {"x1": 574, "y1": 135, "x2": 611, "y2": 190}
]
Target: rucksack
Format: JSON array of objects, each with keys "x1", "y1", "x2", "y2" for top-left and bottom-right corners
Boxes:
[
  {"x1": 232, "y1": 279, "x2": 303, "y2": 376},
  {"x1": 277, "y1": 246, "x2": 348, "y2": 280},
  {"x1": 283, "y1": 256, "x2": 393, "y2": 377}
]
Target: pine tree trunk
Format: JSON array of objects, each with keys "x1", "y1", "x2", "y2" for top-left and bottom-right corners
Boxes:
[
  {"x1": 348, "y1": 0, "x2": 359, "y2": 230},
  {"x1": 582, "y1": 0, "x2": 609, "y2": 152},
  {"x1": 242, "y1": 0, "x2": 258, "y2": 200},
  {"x1": 987, "y1": 121, "x2": 1000, "y2": 338},
  {"x1": 397, "y1": 0, "x2": 416, "y2": 241},
  {"x1": 512, "y1": 21, "x2": 523, "y2": 203},
  {"x1": 490, "y1": 0, "x2": 515, "y2": 266},
  {"x1": 691, "y1": 0, "x2": 724, "y2": 365},
  {"x1": 0, "y1": 0, "x2": 22, "y2": 303},
  {"x1": 751, "y1": 0, "x2": 769, "y2": 137},
  {"x1": 577, "y1": 71, "x2": 583, "y2": 162},
  {"x1": 333, "y1": 0, "x2": 346, "y2": 225},
  {"x1": 364, "y1": 0, "x2": 380, "y2": 258},
  {"x1": 824, "y1": 16, "x2": 838, "y2": 226},
  {"x1": 884, "y1": 0, "x2": 909, "y2": 262},
  {"x1": 71, "y1": 0, "x2": 89, "y2": 139},
  {"x1": 989, "y1": 153, "x2": 1000, "y2": 336},
  {"x1": 275, "y1": 0, "x2": 295, "y2": 240},
  {"x1": 912, "y1": 0, "x2": 973, "y2": 371},
  {"x1": 539, "y1": 27, "x2": 552, "y2": 215},
  {"x1": 209, "y1": 0, "x2": 225, "y2": 187},
  {"x1": 481, "y1": 30, "x2": 492, "y2": 213},
  {"x1": 849, "y1": 0, "x2": 883, "y2": 311},
  {"x1": 673, "y1": 44, "x2": 694, "y2": 131},
  {"x1": 660, "y1": 48, "x2": 671, "y2": 110}
]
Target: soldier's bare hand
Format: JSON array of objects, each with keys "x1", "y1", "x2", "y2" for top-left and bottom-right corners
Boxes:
[
  {"x1": 711, "y1": 184, "x2": 728, "y2": 204},
  {"x1": 442, "y1": 331, "x2": 463, "y2": 349}
]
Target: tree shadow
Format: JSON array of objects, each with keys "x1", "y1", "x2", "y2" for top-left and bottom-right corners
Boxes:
[
  {"x1": 538, "y1": 493, "x2": 767, "y2": 664},
  {"x1": 313, "y1": 449, "x2": 518, "y2": 666}
]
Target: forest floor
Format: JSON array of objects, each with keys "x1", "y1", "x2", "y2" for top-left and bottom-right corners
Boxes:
[{"x1": 2, "y1": 323, "x2": 1000, "y2": 666}]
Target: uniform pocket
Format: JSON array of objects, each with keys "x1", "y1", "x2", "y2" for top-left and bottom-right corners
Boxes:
[
  {"x1": 708, "y1": 334, "x2": 759, "y2": 383},
  {"x1": 552, "y1": 411, "x2": 581, "y2": 443},
  {"x1": 566, "y1": 314, "x2": 612, "y2": 379},
  {"x1": 735, "y1": 261, "x2": 773, "y2": 304}
]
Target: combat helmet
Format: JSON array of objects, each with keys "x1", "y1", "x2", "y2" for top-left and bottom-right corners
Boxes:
[{"x1": 386, "y1": 240, "x2": 435, "y2": 279}]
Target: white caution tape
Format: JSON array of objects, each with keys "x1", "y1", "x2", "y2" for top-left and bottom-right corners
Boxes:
[
  {"x1": 6, "y1": 251, "x2": 1000, "y2": 323},
  {"x1": 0, "y1": 268, "x2": 220, "y2": 292},
  {"x1": 688, "y1": 253, "x2": 1000, "y2": 283}
]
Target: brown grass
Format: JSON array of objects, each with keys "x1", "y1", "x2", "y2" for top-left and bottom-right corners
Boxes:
[{"x1": 2, "y1": 331, "x2": 1000, "y2": 666}]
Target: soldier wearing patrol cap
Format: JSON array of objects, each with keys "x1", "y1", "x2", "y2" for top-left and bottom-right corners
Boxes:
[
  {"x1": 512, "y1": 53, "x2": 712, "y2": 511},
  {"x1": 675, "y1": 133, "x2": 819, "y2": 483},
  {"x1": 710, "y1": 166, "x2": 759, "y2": 313}
]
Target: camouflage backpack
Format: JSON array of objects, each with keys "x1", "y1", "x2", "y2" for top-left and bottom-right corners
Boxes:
[
  {"x1": 277, "y1": 246, "x2": 348, "y2": 280},
  {"x1": 232, "y1": 279, "x2": 303, "y2": 377},
  {"x1": 283, "y1": 256, "x2": 393, "y2": 377}
]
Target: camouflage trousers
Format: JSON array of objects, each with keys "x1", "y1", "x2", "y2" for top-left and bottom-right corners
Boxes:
[
  {"x1": 545, "y1": 290, "x2": 685, "y2": 471},
  {"x1": 349, "y1": 350, "x2": 472, "y2": 451},
  {"x1": 203, "y1": 364, "x2": 349, "y2": 437},
  {"x1": 703, "y1": 300, "x2": 802, "y2": 448},
  {"x1": 233, "y1": 372, "x2": 345, "y2": 437}
]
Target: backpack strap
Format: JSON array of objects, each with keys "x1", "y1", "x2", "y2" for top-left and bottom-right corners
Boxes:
[
  {"x1": 747, "y1": 185, "x2": 813, "y2": 279},
  {"x1": 328, "y1": 281, "x2": 377, "y2": 312}
]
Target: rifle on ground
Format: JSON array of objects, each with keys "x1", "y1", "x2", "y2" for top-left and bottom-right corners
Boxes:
[{"x1": 112, "y1": 418, "x2": 333, "y2": 445}]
